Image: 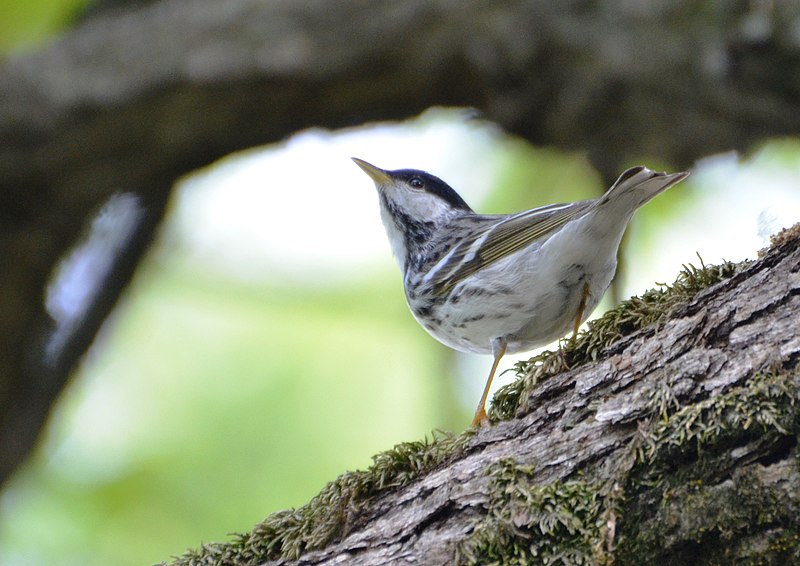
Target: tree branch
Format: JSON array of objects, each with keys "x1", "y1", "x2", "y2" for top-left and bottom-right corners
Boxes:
[{"x1": 167, "y1": 226, "x2": 800, "y2": 565}]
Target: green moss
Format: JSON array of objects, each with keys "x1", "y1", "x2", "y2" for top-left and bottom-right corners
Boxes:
[
  {"x1": 617, "y1": 461, "x2": 800, "y2": 565},
  {"x1": 616, "y1": 364, "x2": 800, "y2": 564},
  {"x1": 460, "y1": 363, "x2": 799, "y2": 565},
  {"x1": 635, "y1": 367, "x2": 798, "y2": 472},
  {"x1": 617, "y1": 474, "x2": 800, "y2": 565},
  {"x1": 761, "y1": 222, "x2": 800, "y2": 256},
  {"x1": 457, "y1": 459, "x2": 609, "y2": 565},
  {"x1": 490, "y1": 257, "x2": 743, "y2": 422},
  {"x1": 764, "y1": 530, "x2": 800, "y2": 560},
  {"x1": 168, "y1": 430, "x2": 472, "y2": 565}
]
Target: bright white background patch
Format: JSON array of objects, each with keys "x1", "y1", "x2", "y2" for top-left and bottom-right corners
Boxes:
[{"x1": 171, "y1": 112, "x2": 499, "y2": 284}]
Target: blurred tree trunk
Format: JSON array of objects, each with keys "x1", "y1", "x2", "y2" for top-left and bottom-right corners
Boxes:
[{"x1": 2, "y1": 0, "x2": 800, "y2": 488}]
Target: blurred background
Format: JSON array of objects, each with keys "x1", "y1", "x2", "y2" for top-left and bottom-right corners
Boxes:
[{"x1": 1, "y1": 2, "x2": 800, "y2": 565}]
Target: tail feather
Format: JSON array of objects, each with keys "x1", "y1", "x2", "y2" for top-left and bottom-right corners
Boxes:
[{"x1": 599, "y1": 166, "x2": 689, "y2": 210}]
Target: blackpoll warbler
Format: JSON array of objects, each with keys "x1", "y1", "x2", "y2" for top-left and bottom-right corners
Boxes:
[{"x1": 353, "y1": 158, "x2": 688, "y2": 426}]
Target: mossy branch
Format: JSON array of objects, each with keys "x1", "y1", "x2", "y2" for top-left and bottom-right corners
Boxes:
[{"x1": 169, "y1": 224, "x2": 800, "y2": 566}]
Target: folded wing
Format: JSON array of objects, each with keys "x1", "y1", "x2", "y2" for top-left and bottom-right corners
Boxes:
[{"x1": 430, "y1": 200, "x2": 594, "y2": 295}]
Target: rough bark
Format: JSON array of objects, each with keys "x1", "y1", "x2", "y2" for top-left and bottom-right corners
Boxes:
[
  {"x1": 2, "y1": 0, "x2": 800, "y2": 486},
  {"x1": 170, "y1": 229, "x2": 800, "y2": 565}
]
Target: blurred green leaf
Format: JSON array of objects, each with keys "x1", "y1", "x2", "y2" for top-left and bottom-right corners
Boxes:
[
  {"x1": 0, "y1": 0, "x2": 88, "y2": 54},
  {"x1": 0, "y1": 255, "x2": 455, "y2": 565}
]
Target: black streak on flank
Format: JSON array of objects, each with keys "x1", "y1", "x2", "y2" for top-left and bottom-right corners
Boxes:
[{"x1": 415, "y1": 304, "x2": 433, "y2": 318}]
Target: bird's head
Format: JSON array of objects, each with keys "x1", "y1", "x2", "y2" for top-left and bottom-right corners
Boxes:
[
  {"x1": 352, "y1": 158, "x2": 472, "y2": 218},
  {"x1": 352, "y1": 157, "x2": 473, "y2": 272}
]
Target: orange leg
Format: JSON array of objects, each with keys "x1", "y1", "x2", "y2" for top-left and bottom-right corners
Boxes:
[
  {"x1": 472, "y1": 339, "x2": 507, "y2": 427},
  {"x1": 571, "y1": 281, "x2": 591, "y2": 343}
]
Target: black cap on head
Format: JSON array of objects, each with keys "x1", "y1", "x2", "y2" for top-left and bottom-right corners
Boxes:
[{"x1": 390, "y1": 169, "x2": 473, "y2": 212}]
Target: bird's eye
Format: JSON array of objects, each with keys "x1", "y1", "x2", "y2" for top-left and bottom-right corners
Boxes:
[{"x1": 409, "y1": 177, "x2": 424, "y2": 189}]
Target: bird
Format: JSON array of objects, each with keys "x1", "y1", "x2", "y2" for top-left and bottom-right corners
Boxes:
[{"x1": 352, "y1": 157, "x2": 688, "y2": 427}]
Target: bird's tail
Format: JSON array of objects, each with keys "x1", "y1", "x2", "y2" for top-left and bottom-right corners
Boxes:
[{"x1": 598, "y1": 166, "x2": 689, "y2": 211}]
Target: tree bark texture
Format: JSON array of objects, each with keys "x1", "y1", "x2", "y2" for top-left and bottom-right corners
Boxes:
[
  {"x1": 170, "y1": 230, "x2": 800, "y2": 565},
  {"x1": 2, "y1": 0, "x2": 800, "y2": 486}
]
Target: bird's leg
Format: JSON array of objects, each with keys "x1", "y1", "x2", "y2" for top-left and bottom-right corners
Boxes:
[
  {"x1": 571, "y1": 281, "x2": 590, "y2": 344},
  {"x1": 472, "y1": 338, "x2": 507, "y2": 427}
]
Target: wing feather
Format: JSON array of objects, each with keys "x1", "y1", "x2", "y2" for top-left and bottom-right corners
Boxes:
[{"x1": 431, "y1": 201, "x2": 593, "y2": 295}]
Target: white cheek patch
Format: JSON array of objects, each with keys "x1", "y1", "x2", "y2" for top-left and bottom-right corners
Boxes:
[
  {"x1": 384, "y1": 184, "x2": 451, "y2": 221},
  {"x1": 407, "y1": 192, "x2": 445, "y2": 219}
]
